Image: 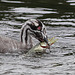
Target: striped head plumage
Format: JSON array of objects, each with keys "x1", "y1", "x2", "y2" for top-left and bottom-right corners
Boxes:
[{"x1": 21, "y1": 19, "x2": 49, "y2": 48}]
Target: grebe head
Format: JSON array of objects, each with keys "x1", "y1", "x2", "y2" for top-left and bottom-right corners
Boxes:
[{"x1": 25, "y1": 19, "x2": 49, "y2": 45}]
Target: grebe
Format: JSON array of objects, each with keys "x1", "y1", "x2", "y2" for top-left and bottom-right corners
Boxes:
[{"x1": 0, "y1": 19, "x2": 49, "y2": 53}]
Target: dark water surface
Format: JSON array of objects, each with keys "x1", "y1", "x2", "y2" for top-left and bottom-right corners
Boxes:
[{"x1": 0, "y1": 0, "x2": 75, "y2": 75}]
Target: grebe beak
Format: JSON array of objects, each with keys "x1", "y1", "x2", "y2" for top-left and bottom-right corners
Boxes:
[
  {"x1": 37, "y1": 33, "x2": 50, "y2": 49},
  {"x1": 42, "y1": 37, "x2": 50, "y2": 49}
]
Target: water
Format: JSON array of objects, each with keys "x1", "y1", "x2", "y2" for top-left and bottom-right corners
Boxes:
[{"x1": 0, "y1": 0, "x2": 75, "y2": 75}]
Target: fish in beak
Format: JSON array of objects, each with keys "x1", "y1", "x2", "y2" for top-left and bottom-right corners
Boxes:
[
  {"x1": 40, "y1": 36, "x2": 50, "y2": 49},
  {"x1": 34, "y1": 31, "x2": 50, "y2": 49}
]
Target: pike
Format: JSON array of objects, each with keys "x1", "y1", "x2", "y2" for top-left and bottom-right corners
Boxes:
[{"x1": 25, "y1": 37, "x2": 58, "y2": 56}]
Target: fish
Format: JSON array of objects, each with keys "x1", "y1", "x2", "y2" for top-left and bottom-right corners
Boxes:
[{"x1": 25, "y1": 37, "x2": 58, "y2": 56}]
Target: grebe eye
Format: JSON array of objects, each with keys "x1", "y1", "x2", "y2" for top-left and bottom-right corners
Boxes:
[{"x1": 37, "y1": 26, "x2": 42, "y2": 31}]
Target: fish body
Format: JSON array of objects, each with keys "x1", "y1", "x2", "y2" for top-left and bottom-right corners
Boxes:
[{"x1": 26, "y1": 37, "x2": 58, "y2": 55}]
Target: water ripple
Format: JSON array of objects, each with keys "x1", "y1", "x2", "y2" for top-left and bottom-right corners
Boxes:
[
  {"x1": 1, "y1": 0, "x2": 24, "y2": 3},
  {"x1": 10, "y1": 7, "x2": 57, "y2": 14}
]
